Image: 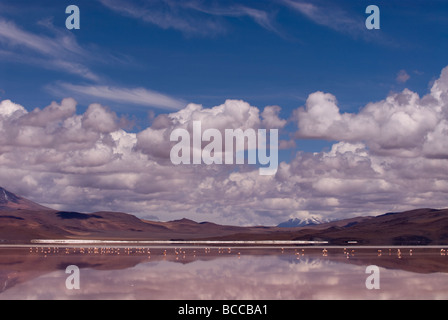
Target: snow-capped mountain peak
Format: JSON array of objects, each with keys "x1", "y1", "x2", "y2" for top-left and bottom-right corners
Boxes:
[{"x1": 277, "y1": 216, "x2": 331, "y2": 228}]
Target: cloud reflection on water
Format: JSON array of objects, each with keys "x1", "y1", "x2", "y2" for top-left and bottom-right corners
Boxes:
[{"x1": 1, "y1": 249, "x2": 448, "y2": 300}]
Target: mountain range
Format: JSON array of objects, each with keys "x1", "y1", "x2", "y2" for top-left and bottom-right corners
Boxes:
[{"x1": 1, "y1": 187, "x2": 448, "y2": 245}]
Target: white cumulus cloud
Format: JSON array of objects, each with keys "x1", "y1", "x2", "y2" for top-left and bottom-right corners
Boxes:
[{"x1": 1, "y1": 66, "x2": 448, "y2": 225}]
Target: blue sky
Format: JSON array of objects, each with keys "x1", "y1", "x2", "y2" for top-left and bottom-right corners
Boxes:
[
  {"x1": 0, "y1": 0, "x2": 448, "y2": 225},
  {"x1": 1, "y1": 0, "x2": 446, "y2": 122}
]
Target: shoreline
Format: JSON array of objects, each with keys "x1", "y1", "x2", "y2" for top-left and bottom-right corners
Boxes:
[{"x1": 0, "y1": 239, "x2": 447, "y2": 249}]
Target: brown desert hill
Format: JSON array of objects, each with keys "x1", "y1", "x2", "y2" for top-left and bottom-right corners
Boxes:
[
  {"x1": 1, "y1": 187, "x2": 448, "y2": 245},
  {"x1": 0, "y1": 209, "x2": 262, "y2": 242},
  {"x1": 0, "y1": 186, "x2": 253, "y2": 241},
  {"x1": 205, "y1": 208, "x2": 448, "y2": 245},
  {"x1": 0, "y1": 187, "x2": 277, "y2": 241},
  {"x1": 324, "y1": 208, "x2": 448, "y2": 245}
]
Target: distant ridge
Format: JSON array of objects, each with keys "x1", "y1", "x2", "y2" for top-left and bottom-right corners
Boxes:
[
  {"x1": 379, "y1": 209, "x2": 441, "y2": 218},
  {"x1": 0, "y1": 187, "x2": 53, "y2": 212},
  {"x1": 0, "y1": 187, "x2": 448, "y2": 245}
]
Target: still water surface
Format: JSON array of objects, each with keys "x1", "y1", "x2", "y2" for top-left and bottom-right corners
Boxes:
[{"x1": 0, "y1": 246, "x2": 447, "y2": 300}]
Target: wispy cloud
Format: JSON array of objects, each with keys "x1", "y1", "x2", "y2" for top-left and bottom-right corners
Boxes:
[
  {"x1": 98, "y1": 0, "x2": 280, "y2": 37},
  {"x1": 98, "y1": 0, "x2": 386, "y2": 42},
  {"x1": 98, "y1": 0, "x2": 225, "y2": 36},
  {"x1": 181, "y1": 2, "x2": 281, "y2": 35},
  {"x1": 0, "y1": 18, "x2": 100, "y2": 81},
  {"x1": 51, "y1": 83, "x2": 186, "y2": 111},
  {"x1": 282, "y1": 0, "x2": 377, "y2": 41},
  {"x1": 0, "y1": 16, "x2": 186, "y2": 111}
]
